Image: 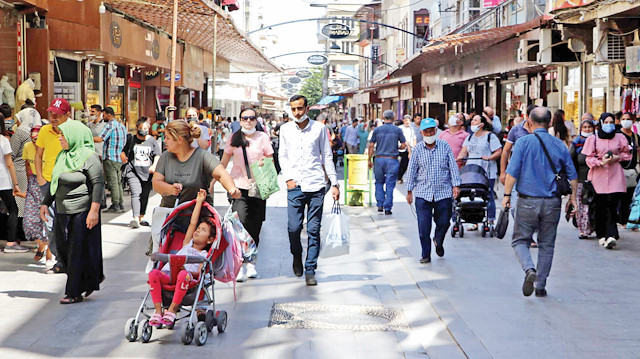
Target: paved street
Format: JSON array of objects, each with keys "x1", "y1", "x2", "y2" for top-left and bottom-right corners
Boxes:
[{"x1": 2, "y1": 179, "x2": 640, "y2": 359}]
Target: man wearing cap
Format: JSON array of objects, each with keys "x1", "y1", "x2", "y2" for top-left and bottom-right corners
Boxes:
[
  {"x1": 368, "y1": 110, "x2": 407, "y2": 215},
  {"x1": 94, "y1": 107, "x2": 126, "y2": 213},
  {"x1": 406, "y1": 118, "x2": 461, "y2": 263},
  {"x1": 34, "y1": 98, "x2": 72, "y2": 272}
]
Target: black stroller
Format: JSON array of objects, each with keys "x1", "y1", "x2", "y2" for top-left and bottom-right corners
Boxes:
[{"x1": 451, "y1": 163, "x2": 494, "y2": 238}]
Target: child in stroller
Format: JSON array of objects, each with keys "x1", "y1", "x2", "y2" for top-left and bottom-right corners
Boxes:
[{"x1": 147, "y1": 189, "x2": 215, "y2": 327}]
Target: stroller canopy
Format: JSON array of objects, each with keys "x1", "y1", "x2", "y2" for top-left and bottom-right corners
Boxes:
[{"x1": 459, "y1": 164, "x2": 489, "y2": 189}]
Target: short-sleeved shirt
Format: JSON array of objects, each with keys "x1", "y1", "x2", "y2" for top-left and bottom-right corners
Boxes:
[
  {"x1": 99, "y1": 120, "x2": 127, "y2": 162},
  {"x1": 22, "y1": 141, "x2": 36, "y2": 175},
  {"x1": 35, "y1": 124, "x2": 63, "y2": 182},
  {"x1": 224, "y1": 131, "x2": 274, "y2": 190},
  {"x1": 161, "y1": 240, "x2": 207, "y2": 273},
  {"x1": 152, "y1": 123, "x2": 165, "y2": 142},
  {"x1": 124, "y1": 135, "x2": 161, "y2": 181},
  {"x1": 369, "y1": 123, "x2": 406, "y2": 158},
  {"x1": 155, "y1": 148, "x2": 221, "y2": 207},
  {"x1": 439, "y1": 129, "x2": 468, "y2": 159},
  {"x1": 462, "y1": 132, "x2": 502, "y2": 179},
  {"x1": 506, "y1": 123, "x2": 530, "y2": 144},
  {"x1": 88, "y1": 121, "x2": 107, "y2": 157},
  {"x1": 0, "y1": 135, "x2": 12, "y2": 190}
]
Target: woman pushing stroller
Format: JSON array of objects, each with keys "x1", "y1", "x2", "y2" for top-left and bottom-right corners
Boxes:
[{"x1": 147, "y1": 189, "x2": 216, "y2": 327}]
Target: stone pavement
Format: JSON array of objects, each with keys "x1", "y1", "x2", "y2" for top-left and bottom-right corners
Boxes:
[{"x1": 1, "y1": 179, "x2": 640, "y2": 359}]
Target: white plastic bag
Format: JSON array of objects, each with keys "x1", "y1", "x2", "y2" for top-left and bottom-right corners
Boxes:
[{"x1": 320, "y1": 202, "x2": 350, "y2": 258}]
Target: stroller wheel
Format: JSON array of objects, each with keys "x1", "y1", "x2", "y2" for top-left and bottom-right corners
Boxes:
[
  {"x1": 459, "y1": 224, "x2": 464, "y2": 238},
  {"x1": 481, "y1": 225, "x2": 486, "y2": 238},
  {"x1": 451, "y1": 226, "x2": 456, "y2": 238},
  {"x1": 195, "y1": 321, "x2": 208, "y2": 346},
  {"x1": 182, "y1": 323, "x2": 194, "y2": 345},
  {"x1": 140, "y1": 319, "x2": 152, "y2": 343},
  {"x1": 216, "y1": 310, "x2": 228, "y2": 333},
  {"x1": 490, "y1": 225, "x2": 495, "y2": 238},
  {"x1": 205, "y1": 310, "x2": 216, "y2": 332},
  {"x1": 124, "y1": 318, "x2": 138, "y2": 342}
]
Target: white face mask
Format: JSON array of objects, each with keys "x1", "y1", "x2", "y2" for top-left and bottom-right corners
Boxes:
[
  {"x1": 470, "y1": 125, "x2": 480, "y2": 133},
  {"x1": 581, "y1": 131, "x2": 593, "y2": 137},
  {"x1": 294, "y1": 114, "x2": 308, "y2": 124},
  {"x1": 621, "y1": 120, "x2": 633, "y2": 129},
  {"x1": 448, "y1": 117, "x2": 458, "y2": 127},
  {"x1": 241, "y1": 127, "x2": 256, "y2": 135},
  {"x1": 424, "y1": 135, "x2": 437, "y2": 144},
  {"x1": 89, "y1": 115, "x2": 97, "y2": 121}
]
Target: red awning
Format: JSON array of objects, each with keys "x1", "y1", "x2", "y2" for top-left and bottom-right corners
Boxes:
[{"x1": 390, "y1": 17, "x2": 550, "y2": 79}]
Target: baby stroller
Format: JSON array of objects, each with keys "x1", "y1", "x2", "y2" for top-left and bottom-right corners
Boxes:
[
  {"x1": 451, "y1": 163, "x2": 494, "y2": 238},
  {"x1": 124, "y1": 200, "x2": 229, "y2": 346}
]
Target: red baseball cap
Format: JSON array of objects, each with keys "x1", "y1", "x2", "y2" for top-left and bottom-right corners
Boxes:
[{"x1": 47, "y1": 98, "x2": 71, "y2": 115}]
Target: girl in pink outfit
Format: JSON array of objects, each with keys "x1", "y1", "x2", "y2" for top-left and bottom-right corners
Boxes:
[
  {"x1": 147, "y1": 189, "x2": 216, "y2": 327},
  {"x1": 582, "y1": 113, "x2": 632, "y2": 249}
]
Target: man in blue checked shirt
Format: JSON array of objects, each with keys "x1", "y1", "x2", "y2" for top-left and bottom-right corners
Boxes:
[
  {"x1": 94, "y1": 106, "x2": 127, "y2": 213},
  {"x1": 406, "y1": 118, "x2": 461, "y2": 264}
]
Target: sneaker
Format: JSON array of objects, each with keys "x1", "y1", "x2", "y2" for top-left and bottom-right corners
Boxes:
[
  {"x1": 522, "y1": 268, "x2": 537, "y2": 297},
  {"x1": 130, "y1": 219, "x2": 140, "y2": 229},
  {"x1": 3, "y1": 244, "x2": 29, "y2": 253},
  {"x1": 246, "y1": 263, "x2": 258, "y2": 279},
  {"x1": 384, "y1": 209, "x2": 392, "y2": 215},
  {"x1": 103, "y1": 205, "x2": 119, "y2": 213},
  {"x1": 305, "y1": 273, "x2": 318, "y2": 286},
  {"x1": 535, "y1": 288, "x2": 547, "y2": 297},
  {"x1": 292, "y1": 256, "x2": 303, "y2": 277},
  {"x1": 377, "y1": 206, "x2": 383, "y2": 212},
  {"x1": 598, "y1": 238, "x2": 607, "y2": 247},
  {"x1": 236, "y1": 263, "x2": 247, "y2": 282},
  {"x1": 140, "y1": 220, "x2": 150, "y2": 226},
  {"x1": 116, "y1": 205, "x2": 126, "y2": 214},
  {"x1": 605, "y1": 237, "x2": 617, "y2": 249},
  {"x1": 419, "y1": 257, "x2": 431, "y2": 264}
]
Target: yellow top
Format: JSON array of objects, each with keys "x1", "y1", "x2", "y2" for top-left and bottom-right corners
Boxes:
[
  {"x1": 35, "y1": 124, "x2": 63, "y2": 182},
  {"x1": 22, "y1": 141, "x2": 36, "y2": 175}
]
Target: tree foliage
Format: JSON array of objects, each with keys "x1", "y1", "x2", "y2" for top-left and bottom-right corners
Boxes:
[{"x1": 298, "y1": 69, "x2": 323, "y2": 106}]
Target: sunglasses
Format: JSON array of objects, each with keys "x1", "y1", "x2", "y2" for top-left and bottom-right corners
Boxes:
[{"x1": 240, "y1": 116, "x2": 257, "y2": 121}]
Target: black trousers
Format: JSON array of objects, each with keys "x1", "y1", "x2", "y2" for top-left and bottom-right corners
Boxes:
[
  {"x1": 55, "y1": 210, "x2": 104, "y2": 297},
  {"x1": 232, "y1": 189, "x2": 267, "y2": 247},
  {"x1": 594, "y1": 192, "x2": 622, "y2": 239},
  {"x1": 398, "y1": 151, "x2": 409, "y2": 181},
  {"x1": 619, "y1": 186, "x2": 635, "y2": 225},
  {"x1": 0, "y1": 189, "x2": 18, "y2": 243}
]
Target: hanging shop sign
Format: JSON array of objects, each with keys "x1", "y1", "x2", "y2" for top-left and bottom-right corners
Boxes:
[
  {"x1": 110, "y1": 76, "x2": 125, "y2": 87},
  {"x1": 281, "y1": 83, "x2": 293, "y2": 89},
  {"x1": 164, "y1": 73, "x2": 181, "y2": 81},
  {"x1": 296, "y1": 70, "x2": 313, "y2": 79},
  {"x1": 151, "y1": 39, "x2": 160, "y2": 60},
  {"x1": 288, "y1": 77, "x2": 301, "y2": 84},
  {"x1": 321, "y1": 23, "x2": 351, "y2": 39},
  {"x1": 307, "y1": 54, "x2": 328, "y2": 66},
  {"x1": 110, "y1": 21, "x2": 123, "y2": 49}
]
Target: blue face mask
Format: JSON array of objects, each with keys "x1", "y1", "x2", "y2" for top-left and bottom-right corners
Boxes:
[{"x1": 602, "y1": 123, "x2": 616, "y2": 133}]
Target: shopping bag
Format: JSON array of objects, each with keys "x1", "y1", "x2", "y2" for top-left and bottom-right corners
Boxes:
[
  {"x1": 224, "y1": 206, "x2": 257, "y2": 261},
  {"x1": 249, "y1": 158, "x2": 280, "y2": 200},
  {"x1": 495, "y1": 207, "x2": 509, "y2": 239},
  {"x1": 320, "y1": 202, "x2": 350, "y2": 258}
]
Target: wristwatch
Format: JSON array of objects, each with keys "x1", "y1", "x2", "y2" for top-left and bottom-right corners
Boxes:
[{"x1": 504, "y1": 193, "x2": 511, "y2": 197}]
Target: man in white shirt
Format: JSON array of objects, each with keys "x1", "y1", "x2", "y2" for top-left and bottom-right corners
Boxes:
[
  {"x1": 398, "y1": 115, "x2": 416, "y2": 183},
  {"x1": 279, "y1": 94, "x2": 340, "y2": 286}
]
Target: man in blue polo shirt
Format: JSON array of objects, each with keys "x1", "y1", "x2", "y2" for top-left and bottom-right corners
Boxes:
[
  {"x1": 368, "y1": 110, "x2": 406, "y2": 215},
  {"x1": 503, "y1": 107, "x2": 578, "y2": 298}
]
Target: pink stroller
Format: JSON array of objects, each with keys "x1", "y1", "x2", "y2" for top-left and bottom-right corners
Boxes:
[{"x1": 124, "y1": 200, "x2": 229, "y2": 346}]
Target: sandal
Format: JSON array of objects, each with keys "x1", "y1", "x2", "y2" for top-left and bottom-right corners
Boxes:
[
  {"x1": 149, "y1": 313, "x2": 163, "y2": 327},
  {"x1": 160, "y1": 311, "x2": 176, "y2": 326},
  {"x1": 34, "y1": 249, "x2": 46, "y2": 262},
  {"x1": 140, "y1": 220, "x2": 150, "y2": 226},
  {"x1": 60, "y1": 296, "x2": 84, "y2": 304},
  {"x1": 46, "y1": 263, "x2": 65, "y2": 274}
]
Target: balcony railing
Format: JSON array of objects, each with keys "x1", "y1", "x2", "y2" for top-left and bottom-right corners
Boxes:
[{"x1": 451, "y1": 0, "x2": 545, "y2": 35}]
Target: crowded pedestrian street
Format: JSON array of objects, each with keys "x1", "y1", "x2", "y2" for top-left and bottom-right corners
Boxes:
[{"x1": 2, "y1": 178, "x2": 640, "y2": 359}]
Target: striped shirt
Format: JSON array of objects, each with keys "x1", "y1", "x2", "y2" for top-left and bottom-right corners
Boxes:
[
  {"x1": 405, "y1": 139, "x2": 461, "y2": 202},
  {"x1": 99, "y1": 119, "x2": 127, "y2": 162}
]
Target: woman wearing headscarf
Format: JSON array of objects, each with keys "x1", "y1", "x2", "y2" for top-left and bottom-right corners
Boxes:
[
  {"x1": 582, "y1": 112, "x2": 631, "y2": 249},
  {"x1": 357, "y1": 120, "x2": 369, "y2": 154},
  {"x1": 9, "y1": 108, "x2": 42, "y2": 233},
  {"x1": 570, "y1": 119, "x2": 595, "y2": 239},
  {"x1": 40, "y1": 120, "x2": 105, "y2": 304}
]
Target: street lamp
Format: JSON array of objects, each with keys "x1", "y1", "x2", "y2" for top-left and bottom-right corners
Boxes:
[{"x1": 330, "y1": 42, "x2": 341, "y2": 50}]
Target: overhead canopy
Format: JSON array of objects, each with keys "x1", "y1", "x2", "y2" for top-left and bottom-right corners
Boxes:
[
  {"x1": 390, "y1": 17, "x2": 548, "y2": 79},
  {"x1": 105, "y1": 0, "x2": 281, "y2": 73},
  {"x1": 317, "y1": 95, "x2": 343, "y2": 105}
]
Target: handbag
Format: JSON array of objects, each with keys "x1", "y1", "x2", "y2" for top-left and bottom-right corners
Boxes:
[
  {"x1": 250, "y1": 158, "x2": 280, "y2": 200},
  {"x1": 533, "y1": 133, "x2": 572, "y2": 196},
  {"x1": 495, "y1": 207, "x2": 509, "y2": 239},
  {"x1": 581, "y1": 180, "x2": 596, "y2": 205},
  {"x1": 241, "y1": 145, "x2": 262, "y2": 199}
]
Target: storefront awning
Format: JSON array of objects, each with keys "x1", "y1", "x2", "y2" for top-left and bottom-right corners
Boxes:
[
  {"x1": 317, "y1": 95, "x2": 343, "y2": 105},
  {"x1": 105, "y1": 0, "x2": 281, "y2": 73},
  {"x1": 309, "y1": 104, "x2": 328, "y2": 110},
  {"x1": 390, "y1": 17, "x2": 549, "y2": 79}
]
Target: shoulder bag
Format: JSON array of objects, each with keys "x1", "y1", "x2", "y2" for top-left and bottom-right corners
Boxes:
[
  {"x1": 581, "y1": 136, "x2": 597, "y2": 205},
  {"x1": 533, "y1": 133, "x2": 572, "y2": 196},
  {"x1": 242, "y1": 145, "x2": 262, "y2": 199}
]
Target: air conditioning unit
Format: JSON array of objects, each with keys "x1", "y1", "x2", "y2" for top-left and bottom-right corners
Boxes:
[
  {"x1": 517, "y1": 39, "x2": 539, "y2": 64},
  {"x1": 594, "y1": 20, "x2": 625, "y2": 63}
]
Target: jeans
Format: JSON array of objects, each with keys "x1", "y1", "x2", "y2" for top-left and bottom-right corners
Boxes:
[
  {"x1": 374, "y1": 157, "x2": 399, "y2": 210},
  {"x1": 398, "y1": 151, "x2": 409, "y2": 181},
  {"x1": 287, "y1": 187, "x2": 326, "y2": 275},
  {"x1": 125, "y1": 171, "x2": 152, "y2": 218},
  {"x1": 487, "y1": 178, "x2": 496, "y2": 221},
  {"x1": 416, "y1": 197, "x2": 452, "y2": 259},
  {"x1": 512, "y1": 196, "x2": 562, "y2": 289},
  {"x1": 103, "y1": 159, "x2": 123, "y2": 207}
]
